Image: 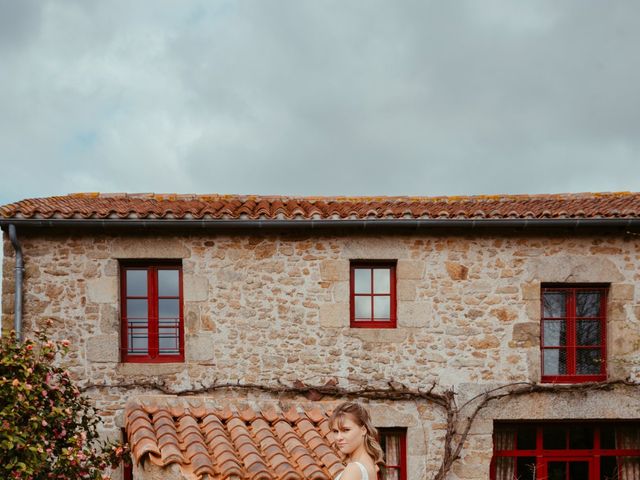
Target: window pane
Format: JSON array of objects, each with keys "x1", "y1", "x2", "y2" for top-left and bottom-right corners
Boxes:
[
  {"x1": 355, "y1": 296, "x2": 372, "y2": 319},
  {"x1": 159, "y1": 299, "x2": 179, "y2": 318},
  {"x1": 516, "y1": 457, "x2": 536, "y2": 480},
  {"x1": 576, "y1": 291, "x2": 601, "y2": 317},
  {"x1": 543, "y1": 320, "x2": 566, "y2": 346},
  {"x1": 159, "y1": 321, "x2": 179, "y2": 354},
  {"x1": 577, "y1": 320, "x2": 601, "y2": 346},
  {"x1": 600, "y1": 456, "x2": 617, "y2": 480},
  {"x1": 569, "y1": 462, "x2": 589, "y2": 478},
  {"x1": 158, "y1": 269, "x2": 179, "y2": 297},
  {"x1": 569, "y1": 425, "x2": 594, "y2": 449},
  {"x1": 577, "y1": 349, "x2": 602, "y2": 374},
  {"x1": 373, "y1": 269, "x2": 391, "y2": 294},
  {"x1": 354, "y1": 269, "x2": 371, "y2": 294},
  {"x1": 601, "y1": 426, "x2": 616, "y2": 449},
  {"x1": 126, "y1": 270, "x2": 147, "y2": 296},
  {"x1": 543, "y1": 292, "x2": 566, "y2": 318},
  {"x1": 128, "y1": 320, "x2": 148, "y2": 355},
  {"x1": 543, "y1": 349, "x2": 567, "y2": 375},
  {"x1": 126, "y1": 299, "x2": 148, "y2": 318},
  {"x1": 543, "y1": 426, "x2": 567, "y2": 449},
  {"x1": 516, "y1": 426, "x2": 537, "y2": 450},
  {"x1": 374, "y1": 296, "x2": 391, "y2": 319}
]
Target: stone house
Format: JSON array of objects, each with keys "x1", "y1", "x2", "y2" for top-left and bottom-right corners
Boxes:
[{"x1": 2, "y1": 192, "x2": 640, "y2": 480}]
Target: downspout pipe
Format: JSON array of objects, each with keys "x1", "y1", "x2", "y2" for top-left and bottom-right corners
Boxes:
[{"x1": 8, "y1": 224, "x2": 23, "y2": 342}]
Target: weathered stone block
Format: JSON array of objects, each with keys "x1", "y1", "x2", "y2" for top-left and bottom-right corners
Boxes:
[
  {"x1": 117, "y1": 362, "x2": 183, "y2": 376},
  {"x1": 512, "y1": 322, "x2": 539, "y2": 345},
  {"x1": 186, "y1": 334, "x2": 215, "y2": 362},
  {"x1": 610, "y1": 283, "x2": 635, "y2": 301},
  {"x1": 333, "y1": 281, "x2": 349, "y2": 302},
  {"x1": 86, "y1": 335, "x2": 119, "y2": 362},
  {"x1": 397, "y1": 260, "x2": 425, "y2": 280},
  {"x1": 111, "y1": 238, "x2": 190, "y2": 259},
  {"x1": 319, "y1": 303, "x2": 349, "y2": 327},
  {"x1": 320, "y1": 259, "x2": 348, "y2": 281},
  {"x1": 104, "y1": 259, "x2": 118, "y2": 277},
  {"x1": 491, "y1": 307, "x2": 518, "y2": 323},
  {"x1": 527, "y1": 255, "x2": 624, "y2": 282},
  {"x1": 521, "y1": 282, "x2": 539, "y2": 300},
  {"x1": 469, "y1": 335, "x2": 501, "y2": 350},
  {"x1": 397, "y1": 279, "x2": 417, "y2": 301},
  {"x1": 350, "y1": 328, "x2": 408, "y2": 343},
  {"x1": 86, "y1": 278, "x2": 118, "y2": 304},
  {"x1": 445, "y1": 261, "x2": 468, "y2": 280},
  {"x1": 342, "y1": 238, "x2": 407, "y2": 259},
  {"x1": 99, "y1": 304, "x2": 119, "y2": 333},
  {"x1": 398, "y1": 301, "x2": 431, "y2": 328},
  {"x1": 183, "y1": 275, "x2": 209, "y2": 302},
  {"x1": 524, "y1": 299, "x2": 540, "y2": 321}
]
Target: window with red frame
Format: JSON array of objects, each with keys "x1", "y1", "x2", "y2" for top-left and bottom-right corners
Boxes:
[
  {"x1": 541, "y1": 285, "x2": 608, "y2": 383},
  {"x1": 350, "y1": 262, "x2": 396, "y2": 328},
  {"x1": 120, "y1": 263, "x2": 184, "y2": 362},
  {"x1": 491, "y1": 422, "x2": 640, "y2": 480},
  {"x1": 378, "y1": 428, "x2": 407, "y2": 480}
]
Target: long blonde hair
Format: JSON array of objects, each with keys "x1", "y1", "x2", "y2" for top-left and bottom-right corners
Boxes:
[{"x1": 328, "y1": 401, "x2": 385, "y2": 468}]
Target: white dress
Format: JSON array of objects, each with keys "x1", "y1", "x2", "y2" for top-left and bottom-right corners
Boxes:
[{"x1": 334, "y1": 461, "x2": 370, "y2": 480}]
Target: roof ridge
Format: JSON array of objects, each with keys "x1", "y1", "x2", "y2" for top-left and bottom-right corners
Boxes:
[{"x1": 2, "y1": 191, "x2": 640, "y2": 222}]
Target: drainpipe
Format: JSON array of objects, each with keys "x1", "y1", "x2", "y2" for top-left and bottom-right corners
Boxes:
[{"x1": 8, "y1": 224, "x2": 23, "y2": 342}]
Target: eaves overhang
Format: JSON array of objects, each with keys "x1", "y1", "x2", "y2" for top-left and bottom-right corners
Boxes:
[{"x1": 2, "y1": 217, "x2": 640, "y2": 231}]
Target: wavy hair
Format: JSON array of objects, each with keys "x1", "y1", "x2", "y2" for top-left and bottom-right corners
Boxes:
[{"x1": 328, "y1": 401, "x2": 385, "y2": 468}]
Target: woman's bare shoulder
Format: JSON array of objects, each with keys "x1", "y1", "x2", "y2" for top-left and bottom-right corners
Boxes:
[{"x1": 337, "y1": 462, "x2": 364, "y2": 480}]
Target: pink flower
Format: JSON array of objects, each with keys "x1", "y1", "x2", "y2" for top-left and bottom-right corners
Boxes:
[
  {"x1": 61, "y1": 339, "x2": 70, "y2": 347},
  {"x1": 42, "y1": 419, "x2": 48, "y2": 427},
  {"x1": 12, "y1": 379, "x2": 19, "y2": 387},
  {"x1": 42, "y1": 390, "x2": 48, "y2": 397},
  {"x1": 24, "y1": 383, "x2": 32, "y2": 391}
]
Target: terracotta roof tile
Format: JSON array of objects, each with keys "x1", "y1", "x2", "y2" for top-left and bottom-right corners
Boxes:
[
  {"x1": 125, "y1": 397, "x2": 344, "y2": 480},
  {"x1": 2, "y1": 192, "x2": 640, "y2": 222}
]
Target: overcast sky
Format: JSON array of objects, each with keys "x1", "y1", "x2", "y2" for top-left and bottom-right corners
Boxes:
[{"x1": 1, "y1": 0, "x2": 640, "y2": 205}]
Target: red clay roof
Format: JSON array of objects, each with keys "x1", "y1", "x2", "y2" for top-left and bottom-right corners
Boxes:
[
  {"x1": 125, "y1": 397, "x2": 344, "y2": 480},
  {"x1": 1, "y1": 192, "x2": 640, "y2": 221}
]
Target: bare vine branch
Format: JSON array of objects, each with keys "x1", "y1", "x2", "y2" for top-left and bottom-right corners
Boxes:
[{"x1": 81, "y1": 378, "x2": 640, "y2": 479}]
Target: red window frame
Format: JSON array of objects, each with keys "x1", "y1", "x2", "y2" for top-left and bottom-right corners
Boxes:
[
  {"x1": 350, "y1": 261, "x2": 397, "y2": 328},
  {"x1": 540, "y1": 284, "x2": 608, "y2": 383},
  {"x1": 378, "y1": 428, "x2": 407, "y2": 480},
  {"x1": 491, "y1": 422, "x2": 640, "y2": 480},
  {"x1": 120, "y1": 262, "x2": 184, "y2": 363}
]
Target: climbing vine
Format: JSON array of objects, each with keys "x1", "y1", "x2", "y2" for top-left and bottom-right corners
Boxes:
[{"x1": 80, "y1": 375, "x2": 638, "y2": 479}]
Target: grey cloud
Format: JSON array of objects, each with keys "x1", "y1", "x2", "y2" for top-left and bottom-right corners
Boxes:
[{"x1": 1, "y1": 0, "x2": 640, "y2": 204}]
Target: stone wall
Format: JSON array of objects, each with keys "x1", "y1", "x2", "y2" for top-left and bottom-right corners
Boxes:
[{"x1": 2, "y1": 229, "x2": 640, "y2": 479}]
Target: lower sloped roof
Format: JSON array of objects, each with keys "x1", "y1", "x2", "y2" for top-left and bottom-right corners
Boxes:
[{"x1": 125, "y1": 396, "x2": 344, "y2": 480}]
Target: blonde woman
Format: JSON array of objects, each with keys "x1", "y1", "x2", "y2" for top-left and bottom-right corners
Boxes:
[{"x1": 329, "y1": 401, "x2": 384, "y2": 480}]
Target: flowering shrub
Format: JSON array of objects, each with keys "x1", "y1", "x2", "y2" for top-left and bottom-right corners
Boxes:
[{"x1": 0, "y1": 326, "x2": 129, "y2": 479}]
